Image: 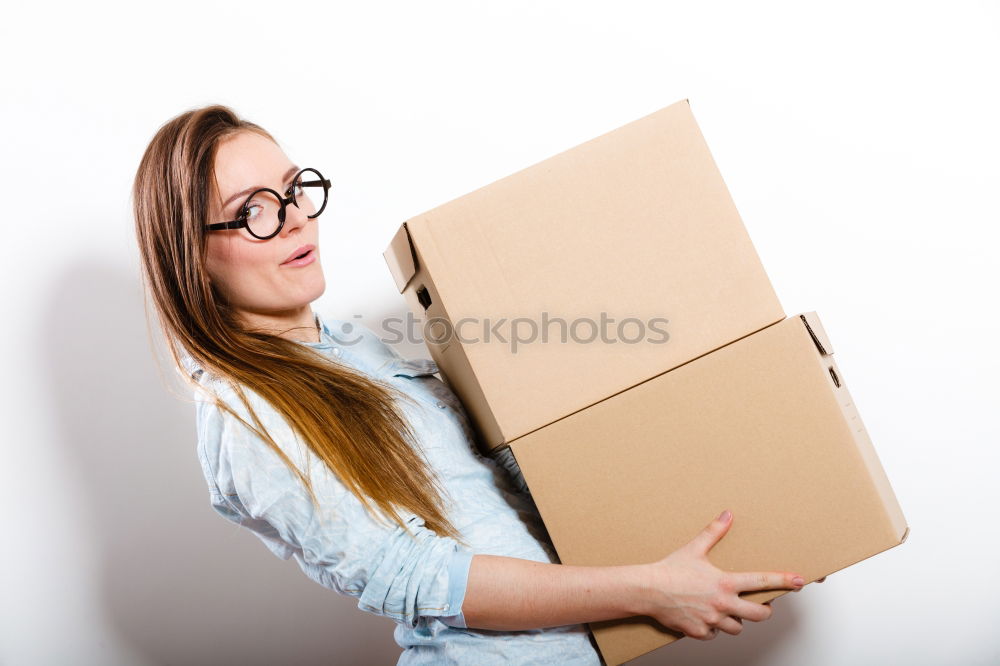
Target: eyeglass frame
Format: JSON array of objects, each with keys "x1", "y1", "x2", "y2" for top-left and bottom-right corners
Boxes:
[{"x1": 204, "y1": 167, "x2": 332, "y2": 240}]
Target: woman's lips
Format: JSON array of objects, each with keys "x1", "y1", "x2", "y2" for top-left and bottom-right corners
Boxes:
[
  {"x1": 282, "y1": 243, "x2": 316, "y2": 264},
  {"x1": 281, "y1": 248, "x2": 317, "y2": 267}
]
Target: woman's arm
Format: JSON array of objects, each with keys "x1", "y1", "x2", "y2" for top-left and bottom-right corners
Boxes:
[
  {"x1": 462, "y1": 510, "x2": 806, "y2": 640},
  {"x1": 462, "y1": 554, "x2": 646, "y2": 629}
]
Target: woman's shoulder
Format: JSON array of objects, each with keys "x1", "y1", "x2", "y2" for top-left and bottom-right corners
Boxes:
[{"x1": 191, "y1": 369, "x2": 314, "y2": 485}]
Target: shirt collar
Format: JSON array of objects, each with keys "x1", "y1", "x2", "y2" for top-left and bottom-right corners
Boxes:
[
  {"x1": 178, "y1": 348, "x2": 204, "y2": 381},
  {"x1": 301, "y1": 310, "x2": 336, "y2": 349}
]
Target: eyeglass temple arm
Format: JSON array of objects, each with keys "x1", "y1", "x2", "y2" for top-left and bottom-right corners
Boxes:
[
  {"x1": 205, "y1": 220, "x2": 245, "y2": 231},
  {"x1": 301, "y1": 177, "x2": 332, "y2": 188}
]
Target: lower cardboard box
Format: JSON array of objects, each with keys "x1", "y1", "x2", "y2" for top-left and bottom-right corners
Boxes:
[{"x1": 506, "y1": 311, "x2": 908, "y2": 665}]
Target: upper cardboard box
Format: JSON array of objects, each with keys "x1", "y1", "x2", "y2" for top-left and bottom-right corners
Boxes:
[{"x1": 384, "y1": 98, "x2": 784, "y2": 451}]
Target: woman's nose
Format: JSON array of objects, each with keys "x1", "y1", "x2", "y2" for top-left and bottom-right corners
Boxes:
[{"x1": 281, "y1": 200, "x2": 311, "y2": 235}]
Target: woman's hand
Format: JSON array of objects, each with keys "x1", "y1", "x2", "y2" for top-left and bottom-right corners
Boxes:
[{"x1": 634, "y1": 510, "x2": 806, "y2": 640}]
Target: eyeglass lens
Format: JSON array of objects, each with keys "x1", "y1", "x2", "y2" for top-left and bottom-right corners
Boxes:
[
  {"x1": 242, "y1": 189, "x2": 284, "y2": 239},
  {"x1": 293, "y1": 168, "x2": 328, "y2": 218}
]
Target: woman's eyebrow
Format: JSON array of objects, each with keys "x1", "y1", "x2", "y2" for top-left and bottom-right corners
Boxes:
[{"x1": 221, "y1": 165, "x2": 300, "y2": 210}]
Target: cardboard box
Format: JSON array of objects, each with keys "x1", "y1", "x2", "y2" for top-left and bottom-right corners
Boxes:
[
  {"x1": 384, "y1": 99, "x2": 783, "y2": 453},
  {"x1": 509, "y1": 312, "x2": 908, "y2": 665},
  {"x1": 383, "y1": 100, "x2": 908, "y2": 664}
]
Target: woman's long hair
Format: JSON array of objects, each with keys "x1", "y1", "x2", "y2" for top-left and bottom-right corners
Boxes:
[{"x1": 133, "y1": 104, "x2": 466, "y2": 544}]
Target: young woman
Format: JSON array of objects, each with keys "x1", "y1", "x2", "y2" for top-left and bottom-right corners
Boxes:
[{"x1": 132, "y1": 104, "x2": 810, "y2": 665}]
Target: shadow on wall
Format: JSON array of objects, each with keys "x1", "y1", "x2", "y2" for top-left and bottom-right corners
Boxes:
[{"x1": 40, "y1": 259, "x2": 400, "y2": 666}]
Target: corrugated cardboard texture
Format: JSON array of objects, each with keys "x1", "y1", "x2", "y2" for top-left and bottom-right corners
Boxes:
[
  {"x1": 387, "y1": 98, "x2": 784, "y2": 452},
  {"x1": 509, "y1": 313, "x2": 907, "y2": 665}
]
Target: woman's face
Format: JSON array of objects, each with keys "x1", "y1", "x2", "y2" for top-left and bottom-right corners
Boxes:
[{"x1": 204, "y1": 130, "x2": 325, "y2": 320}]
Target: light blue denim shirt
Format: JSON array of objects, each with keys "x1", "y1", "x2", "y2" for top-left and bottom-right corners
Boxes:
[{"x1": 180, "y1": 311, "x2": 603, "y2": 665}]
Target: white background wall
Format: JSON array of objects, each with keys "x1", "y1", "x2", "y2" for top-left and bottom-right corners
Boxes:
[{"x1": 1, "y1": 2, "x2": 996, "y2": 664}]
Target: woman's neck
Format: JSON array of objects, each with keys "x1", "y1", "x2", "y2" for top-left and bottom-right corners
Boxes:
[{"x1": 236, "y1": 305, "x2": 320, "y2": 343}]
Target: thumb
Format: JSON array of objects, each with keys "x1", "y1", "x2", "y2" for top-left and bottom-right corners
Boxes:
[{"x1": 687, "y1": 510, "x2": 733, "y2": 556}]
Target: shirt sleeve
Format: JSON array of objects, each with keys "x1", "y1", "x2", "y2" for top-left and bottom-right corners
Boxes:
[
  {"x1": 195, "y1": 384, "x2": 476, "y2": 629},
  {"x1": 489, "y1": 445, "x2": 532, "y2": 496}
]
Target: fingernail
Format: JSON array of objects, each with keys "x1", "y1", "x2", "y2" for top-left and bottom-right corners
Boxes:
[
  {"x1": 793, "y1": 576, "x2": 805, "y2": 586},
  {"x1": 718, "y1": 510, "x2": 732, "y2": 523}
]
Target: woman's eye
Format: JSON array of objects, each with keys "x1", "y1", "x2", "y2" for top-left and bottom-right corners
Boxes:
[{"x1": 244, "y1": 203, "x2": 263, "y2": 220}]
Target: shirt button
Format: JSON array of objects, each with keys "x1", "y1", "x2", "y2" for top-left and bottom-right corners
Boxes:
[
  {"x1": 436, "y1": 402, "x2": 446, "y2": 409},
  {"x1": 332, "y1": 348, "x2": 342, "y2": 357}
]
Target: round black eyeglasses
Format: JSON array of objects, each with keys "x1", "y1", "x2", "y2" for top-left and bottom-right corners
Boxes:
[{"x1": 205, "y1": 167, "x2": 331, "y2": 240}]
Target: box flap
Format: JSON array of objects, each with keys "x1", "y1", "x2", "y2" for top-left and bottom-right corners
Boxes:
[
  {"x1": 382, "y1": 223, "x2": 416, "y2": 292},
  {"x1": 800, "y1": 311, "x2": 833, "y2": 356}
]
